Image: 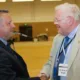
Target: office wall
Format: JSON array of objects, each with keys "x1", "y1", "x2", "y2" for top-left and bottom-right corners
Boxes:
[
  {"x1": 0, "y1": 0, "x2": 78, "y2": 39},
  {"x1": 75, "y1": 0, "x2": 80, "y2": 7},
  {"x1": 14, "y1": 22, "x2": 57, "y2": 38},
  {"x1": 0, "y1": 0, "x2": 76, "y2": 22}
]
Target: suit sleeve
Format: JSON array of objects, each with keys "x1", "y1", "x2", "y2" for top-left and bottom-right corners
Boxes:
[
  {"x1": 0, "y1": 48, "x2": 41, "y2": 80},
  {"x1": 0, "y1": 49, "x2": 29, "y2": 80},
  {"x1": 40, "y1": 34, "x2": 60, "y2": 77}
]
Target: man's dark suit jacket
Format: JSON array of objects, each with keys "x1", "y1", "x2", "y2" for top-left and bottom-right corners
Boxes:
[{"x1": 0, "y1": 40, "x2": 40, "y2": 80}]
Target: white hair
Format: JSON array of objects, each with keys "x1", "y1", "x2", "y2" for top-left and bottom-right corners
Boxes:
[{"x1": 55, "y1": 3, "x2": 80, "y2": 21}]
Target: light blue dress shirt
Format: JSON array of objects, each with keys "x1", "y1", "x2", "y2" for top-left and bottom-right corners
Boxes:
[{"x1": 60, "y1": 25, "x2": 79, "y2": 80}]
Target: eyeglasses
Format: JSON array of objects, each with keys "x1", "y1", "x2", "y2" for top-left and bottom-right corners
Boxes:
[{"x1": 54, "y1": 16, "x2": 68, "y2": 23}]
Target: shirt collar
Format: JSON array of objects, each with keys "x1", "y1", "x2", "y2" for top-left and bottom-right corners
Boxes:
[
  {"x1": 67, "y1": 24, "x2": 79, "y2": 39},
  {"x1": 0, "y1": 38, "x2": 7, "y2": 45}
]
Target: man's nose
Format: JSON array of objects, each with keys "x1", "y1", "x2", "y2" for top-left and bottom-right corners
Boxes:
[
  {"x1": 12, "y1": 23, "x2": 16, "y2": 28},
  {"x1": 54, "y1": 21, "x2": 58, "y2": 24}
]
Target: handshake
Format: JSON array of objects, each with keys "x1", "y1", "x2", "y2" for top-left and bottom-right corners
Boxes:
[
  {"x1": 37, "y1": 73, "x2": 49, "y2": 80},
  {"x1": 29, "y1": 73, "x2": 49, "y2": 80}
]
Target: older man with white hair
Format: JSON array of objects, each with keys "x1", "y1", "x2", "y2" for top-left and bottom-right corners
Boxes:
[{"x1": 39, "y1": 3, "x2": 80, "y2": 80}]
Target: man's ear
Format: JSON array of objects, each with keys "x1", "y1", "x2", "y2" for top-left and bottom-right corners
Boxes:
[{"x1": 67, "y1": 16, "x2": 74, "y2": 26}]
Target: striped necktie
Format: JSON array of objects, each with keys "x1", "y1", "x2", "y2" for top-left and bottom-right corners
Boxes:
[
  {"x1": 59, "y1": 36, "x2": 70, "y2": 63},
  {"x1": 53, "y1": 36, "x2": 70, "y2": 80}
]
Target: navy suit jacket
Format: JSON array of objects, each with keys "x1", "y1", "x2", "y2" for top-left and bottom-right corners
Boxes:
[{"x1": 0, "y1": 40, "x2": 40, "y2": 80}]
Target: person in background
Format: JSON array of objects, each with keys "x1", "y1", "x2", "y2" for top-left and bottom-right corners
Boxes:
[
  {"x1": 39, "y1": 3, "x2": 80, "y2": 80},
  {"x1": 0, "y1": 10, "x2": 40, "y2": 80}
]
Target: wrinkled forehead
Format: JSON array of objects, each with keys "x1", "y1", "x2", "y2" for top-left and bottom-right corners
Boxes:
[
  {"x1": 54, "y1": 10, "x2": 64, "y2": 18},
  {"x1": 0, "y1": 13, "x2": 12, "y2": 24},
  {"x1": 0, "y1": 13, "x2": 9, "y2": 17},
  {"x1": 0, "y1": 13, "x2": 11, "y2": 20}
]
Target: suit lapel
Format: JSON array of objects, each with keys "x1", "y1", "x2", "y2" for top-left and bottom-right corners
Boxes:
[
  {"x1": 52, "y1": 35, "x2": 64, "y2": 67},
  {"x1": 0, "y1": 40, "x2": 14, "y2": 53},
  {"x1": 68, "y1": 26, "x2": 80, "y2": 71},
  {"x1": 0, "y1": 40, "x2": 28, "y2": 76}
]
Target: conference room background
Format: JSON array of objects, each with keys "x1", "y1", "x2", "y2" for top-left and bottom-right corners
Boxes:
[{"x1": 0, "y1": 0, "x2": 79, "y2": 77}]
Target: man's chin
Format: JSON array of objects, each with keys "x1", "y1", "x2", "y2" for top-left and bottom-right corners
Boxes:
[
  {"x1": 58, "y1": 31, "x2": 64, "y2": 35},
  {"x1": 58, "y1": 31, "x2": 61, "y2": 34},
  {"x1": 6, "y1": 35, "x2": 13, "y2": 40}
]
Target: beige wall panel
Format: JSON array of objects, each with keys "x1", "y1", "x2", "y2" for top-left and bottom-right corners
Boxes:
[
  {"x1": 34, "y1": 1, "x2": 61, "y2": 22},
  {"x1": 75, "y1": 0, "x2": 80, "y2": 7},
  {"x1": 0, "y1": 0, "x2": 76, "y2": 22},
  {"x1": 14, "y1": 22, "x2": 57, "y2": 38},
  {"x1": 0, "y1": 2, "x2": 34, "y2": 22}
]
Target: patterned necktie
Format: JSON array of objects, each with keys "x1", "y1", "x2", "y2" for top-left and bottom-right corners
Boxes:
[
  {"x1": 59, "y1": 36, "x2": 70, "y2": 63},
  {"x1": 53, "y1": 36, "x2": 70, "y2": 80},
  {"x1": 7, "y1": 43, "x2": 12, "y2": 52},
  {"x1": 64, "y1": 36, "x2": 70, "y2": 52}
]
